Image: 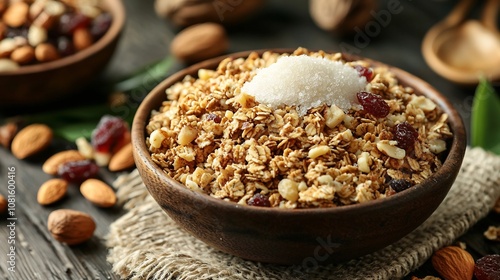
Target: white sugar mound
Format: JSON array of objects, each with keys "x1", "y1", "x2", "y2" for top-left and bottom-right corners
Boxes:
[{"x1": 241, "y1": 55, "x2": 367, "y2": 116}]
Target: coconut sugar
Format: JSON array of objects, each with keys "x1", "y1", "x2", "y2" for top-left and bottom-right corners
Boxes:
[{"x1": 241, "y1": 55, "x2": 367, "y2": 116}]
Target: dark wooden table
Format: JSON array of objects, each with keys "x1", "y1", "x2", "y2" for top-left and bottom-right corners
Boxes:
[{"x1": 1, "y1": 0, "x2": 499, "y2": 279}]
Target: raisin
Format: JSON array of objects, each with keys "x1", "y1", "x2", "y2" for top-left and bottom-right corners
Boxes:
[
  {"x1": 58, "y1": 160, "x2": 99, "y2": 183},
  {"x1": 354, "y1": 65, "x2": 374, "y2": 82},
  {"x1": 56, "y1": 36, "x2": 75, "y2": 57},
  {"x1": 59, "y1": 12, "x2": 91, "y2": 35},
  {"x1": 393, "y1": 122, "x2": 418, "y2": 151},
  {"x1": 356, "y1": 91, "x2": 390, "y2": 118},
  {"x1": 91, "y1": 115, "x2": 128, "y2": 153},
  {"x1": 389, "y1": 179, "x2": 412, "y2": 192},
  {"x1": 206, "y1": 113, "x2": 221, "y2": 123},
  {"x1": 247, "y1": 193, "x2": 271, "y2": 207},
  {"x1": 475, "y1": 255, "x2": 500, "y2": 280},
  {"x1": 90, "y1": 12, "x2": 112, "y2": 39}
]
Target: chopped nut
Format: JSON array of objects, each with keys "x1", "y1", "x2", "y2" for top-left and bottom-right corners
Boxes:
[
  {"x1": 357, "y1": 152, "x2": 372, "y2": 173},
  {"x1": 409, "y1": 95, "x2": 437, "y2": 112},
  {"x1": 150, "y1": 129, "x2": 166, "y2": 149},
  {"x1": 177, "y1": 126, "x2": 197, "y2": 145},
  {"x1": 484, "y1": 226, "x2": 500, "y2": 241},
  {"x1": 308, "y1": 145, "x2": 330, "y2": 159},
  {"x1": 278, "y1": 179, "x2": 299, "y2": 202},
  {"x1": 428, "y1": 138, "x2": 446, "y2": 154},
  {"x1": 325, "y1": 104, "x2": 345, "y2": 129},
  {"x1": 377, "y1": 140, "x2": 406, "y2": 159}
]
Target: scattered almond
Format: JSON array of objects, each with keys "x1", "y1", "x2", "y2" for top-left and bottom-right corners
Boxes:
[
  {"x1": 11, "y1": 123, "x2": 53, "y2": 159},
  {"x1": 431, "y1": 246, "x2": 474, "y2": 280},
  {"x1": 0, "y1": 122, "x2": 18, "y2": 148},
  {"x1": 80, "y1": 178, "x2": 116, "y2": 207},
  {"x1": 170, "y1": 22, "x2": 228, "y2": 63},
  {"x1": 0, "y1": 193, "x2": 7, "y2": 214},
  {"x1": 47, "y1": 209, "x2": 96, "y2": 245},
  {"x1": 42, "y1": 150, "x2": 85, "y2": 175},
  {"x1": 108, "y1": 142, "x2": 135, "y2": 172},
  {"x1": 37, "y1": 178, "x2": 68, "y2": 205}
]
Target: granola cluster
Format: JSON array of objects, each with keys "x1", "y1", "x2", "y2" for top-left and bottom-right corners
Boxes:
[{"x1": 146, "y1": 48, "x2": 453, "y2": 209}]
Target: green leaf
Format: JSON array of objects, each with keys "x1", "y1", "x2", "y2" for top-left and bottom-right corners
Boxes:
[{"x1": 471, "y1": 78, "x2": 500, "y2": 154}]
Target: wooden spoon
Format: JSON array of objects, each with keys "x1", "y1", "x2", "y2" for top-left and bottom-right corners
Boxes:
[{"x1": 422, "y1": 0, "x2": 500, "y2": 85}]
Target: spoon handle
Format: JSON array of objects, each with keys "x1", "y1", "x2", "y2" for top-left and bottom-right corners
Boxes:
[
  {"x1": 482, "y1": 0, "x2": 499, "y2": 33},
  {"x1": 443, "y1": 0, "x2": 476, "y2": 26}
]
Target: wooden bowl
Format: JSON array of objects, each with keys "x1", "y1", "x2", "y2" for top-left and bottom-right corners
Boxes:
[
  {"x1": 132, "y1": 50, "x2": 467, "y2": 265},
  {"x1": 0, "y1": 0, "x2": 125, "y2": 107}
]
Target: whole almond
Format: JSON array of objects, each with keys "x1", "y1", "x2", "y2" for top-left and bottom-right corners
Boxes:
[
  {"x1": 11, "y1": 124, "x2": 53, "y2": 159},
  {"x1": 47, "y1": 209, "x2": 96, "y2": 245},
  {"x1": 37, "y1": 178, "x2": 68, "y2": 205},
  {"x1": 170, "y1": 22, "x2": 228, "y2": 63},
  {"x1": 155, "y1": 0, "x2": 265, "y2": 27},
  {"x1": 108, "y1": 142, "x2": 135, "y2": 172},
  {"x1": 80, "y1": 178, "x2": 116, "y2": 208},
  {"x1": 35, "y1": 42, "x2": 60, "y2": 62},
  {"x1": 431, "y1": 246, "x2": 474, "y2": 280},
  {"x1": 11, "y1": 45, "x2": 35, "y2": 65},
  {"x1": 0, "y1": 122, "x2": 18, "y2": 148},
  {"x1": 3, "y1": 2, "x2": 29, "y2": 28},
  {"x1": 42, "y1": 150, "x2": 86, "y2": 175},
  {"x1": 0, "y1": 193, "x2": 6, "y2": 214},
  {"x1": 73, "y1": 27, "x2": 93, "y2": 51}
]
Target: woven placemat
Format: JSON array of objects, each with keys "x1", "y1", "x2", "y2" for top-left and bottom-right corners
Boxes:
[{"x1": 106, "y1": 147, "x2": 500, "y2": 280}]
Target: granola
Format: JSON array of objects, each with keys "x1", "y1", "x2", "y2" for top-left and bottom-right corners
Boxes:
[{"x1": 146, "y1": 48, "x2": 453, "y2": 208}]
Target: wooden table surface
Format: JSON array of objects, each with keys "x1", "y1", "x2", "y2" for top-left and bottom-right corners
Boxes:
[{"x1": 1, "y1": 0, "x2": 499, "y2": 279}]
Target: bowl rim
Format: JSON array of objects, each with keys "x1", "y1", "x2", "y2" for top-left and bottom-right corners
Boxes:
[
  {"x1": 0, "y1": 0, "x2": 125, "y2": 75},
  {"x1": 132, "y1": 48, "x2": 467, "y2": 216}
]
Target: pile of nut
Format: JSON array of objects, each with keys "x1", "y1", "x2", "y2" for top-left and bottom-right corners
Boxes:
[
  {"x1": 0, "y1": 0, "x2": 112, "y2": 71},
  {"x1": 0, "y1": 115, "x2": 133, "y2": 245}
]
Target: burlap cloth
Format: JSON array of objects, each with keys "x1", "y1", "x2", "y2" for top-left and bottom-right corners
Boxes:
[{"x1": 106, "y1": 147, "x2": 500, "y2": 280}]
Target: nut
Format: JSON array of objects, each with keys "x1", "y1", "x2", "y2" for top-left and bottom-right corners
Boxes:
[
  {"x1": 0, "y1": 58, "x2": 19, "y2": 72},
  {"x1": 108, "y1": 142, "x2": 135, "y2": 172},
  {"x1": 2, "y1": 2, "x2": 29, "y2": 28},
  {"x1": 73, "y1": 27, "x2": 93, "y2": 51},
  {"x1": 42, "y1": 150, "x2": 86, "y2": 175},
  {"x1": 0, "y1": 122, "x2": 18, "y2": 148},
  {"x1": 0, "y1": 193, "x2": 6, "y2": 214},
  {"x1": 325, "y1": 104, "x2": 345, "y2": 129},
  {"x1": 170, "y1": 22, "x2": 229, "y2": 63},
  {"x1": 484, "y1": 226, "x2": 500, "y2": 241},
  {"x1": 75, "y1": 137, "x2": 94, "y2": 159},
  {"x1": 80, "y1": 178, "x2": 117, "y2": 207},
  {"x1": 278, "y1": 179, "x2": 299, "y2": 202},
  {"x1": 0, "y1": 38, "x2": 17, "y2": 58},
  {"x1": 155, "y1": 0, "x2": 265, "y2": 27},
  {"x1": 10, "y1": 45, "x2": 35, "y2": 65},
  {"x1": 177, "y1": 126, "x2": 198, "y2": 145},
  {"x1": 11, "y1": 124, "x2": 53, "y2": 159},
  {"x1": 28, "y1": 25, "x2": 48, "y2": 47},
  {"x1": 308, "y1": 145, "x2": 330, "y2": 159},
  {"x1": 34, "y1": 42, "x2": 60, "y2": 62},
  {"x1": 37, "y1": 178, "x2": 68, "y2": 205},
  {"x1": 47, "y1": 209, "x2": 96, "y2": 245},
  {"x1": 431, "y1": 246, "x2": 474, "y2": 280},
  {"x1": 376, "y1": 140, "x2": 406, "y2": 159}
]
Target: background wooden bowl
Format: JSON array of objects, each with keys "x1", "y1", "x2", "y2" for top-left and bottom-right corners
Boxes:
[
  {"x1": 0, "y1": 0, "x2": 125, "y2": 107},
  {"x1": 132, "y1": 50, "x2": 467, "y2": 265}
]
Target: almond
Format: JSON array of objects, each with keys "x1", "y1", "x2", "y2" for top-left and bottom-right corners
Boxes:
[
  {"x1": 431, "y1": 246, "x2": 474, "y2": 280},
  {"x1": 108, "y1": 142, "x2": 135, "y2": 172},
  {"x1": 170, "y1": 22, "x2": 228, "y2": 63},
  {"x1": 37, "y1": 178, "x2": 68, "y2": 205},
  {"x1": 11, "y1": 123, "x2": 53, "y2": 159},
  {"x1": 3, "y1": 2, "x2": 29, "y2": 28},
  {"x1": 73, "y1": 27, "x2": 93, "y2": 51},
  {"x1": 42, "y1": 150, "x2": 86, "y2": 175},
  {"x1": 0, "y1": 193, "x2": 7, "y2": 214},
  {"x1": 0, "y1": 122, "x2": 18, "y2": 148},
  {"x1": 80, "y1": 178, "x2": 116, "y2": 207},
  {"x1": 47, "y1": 209, "x2": 96, "y2": 245}
]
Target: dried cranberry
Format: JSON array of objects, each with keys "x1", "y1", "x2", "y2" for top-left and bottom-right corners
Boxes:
[
  {"x1": 389, "y1": 179, "x2": 412, "y2": 192},
  {"x1": 59, "y1": 12, "x2": 91, "y2": 35},
  {"x1": 393, "y1": 122, "x2": 418, "y2": 151},
  {"x1": 206, "y1": 113, "x2": 221, "y2": 123},
  {"x1": 58, "y1": 160, "x2": 99, "y2": 183},
  {"x1": 247, "y1": 193, "x2": 271, "y2": 207},
  {"x1": 90, "y1": 12, "x2": 112, "y2": 39},
  {"x1": 91, "y1": 115, "x2": 128, "y2": 153},
  {"x1": 475, "y1": 255, "x2": 500, "y2": 280},
  {"x1": 356, "y1": 91, "x2": 390, "y2": 118},
  {"x1": 354, "y1": 65, "x2": 374, "y2": 82}
]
